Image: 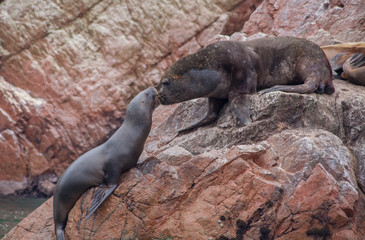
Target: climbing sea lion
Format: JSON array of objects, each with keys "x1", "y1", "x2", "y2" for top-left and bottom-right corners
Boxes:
[
  {"x1": 53, "y1": 87, "x2": 157, "y2": 240},
  {"x1": 155, "y1": 36, "x2": 334, "y2": 131}
]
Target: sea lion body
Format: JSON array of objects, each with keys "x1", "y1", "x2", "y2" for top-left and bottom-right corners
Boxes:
[
  {"x1": 53, "y1": 87, "x2": 157, "y2": 240},
  {"x1": 155, "y1": 36, "x2": 334, "y2": 131}
]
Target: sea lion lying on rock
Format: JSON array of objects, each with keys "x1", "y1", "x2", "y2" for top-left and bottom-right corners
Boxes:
[
  {"x1": 341, "y1": 53, "x2": 365, "y2": 86},
  {"x1": 321, "y1": 42, "x2": 365, "y2": 85},
  {"x1": 155, "y1": 36, "x2": 334, "y2": 131},
  {"x1": 53, "y1": 87, "x2": 157, "y2": 240}
]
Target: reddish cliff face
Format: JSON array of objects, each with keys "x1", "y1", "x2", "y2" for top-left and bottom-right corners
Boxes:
[
  {"x1": 242, "y1": 0, "x2": 365, "y2": 45},
  {"x1": 0, "y1": 0, "x2": 261, "y2": 196},
  {"x1": 2, "y1": 0, "x2": 365, "y2": 239}
]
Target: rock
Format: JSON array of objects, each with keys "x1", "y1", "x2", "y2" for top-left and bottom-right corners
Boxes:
[
  {"x1": 242, "y1": 0, "x2": 365, "y2": 45},
  {"x1": 0, "y1": 178, "x2": 28, "y2": 196},
  {"x1": 4, "y1": 80, "x2": 365, "y2": 239},
  {"x1": 0, "y1": 0, "x2": 261, "y2": 196},
  {"x1": 2, "y1": 0, "x2": 365, "y2": 238},
  {"x1": 38, "y1": 180, "x2": 56, "y2": 197},
  {"x1": 2, "y1": 198, "x2": 54, "y2": 240}
]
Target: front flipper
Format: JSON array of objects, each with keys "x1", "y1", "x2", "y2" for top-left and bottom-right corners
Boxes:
[
  {"x1": 178, "y1": 97, "x2": 227, "y2": 132},
  {"x1": 85, "y1": 184, "x2": 118, "y2": 219},
  {"x1": 230, "y1": 94, "x2": 252, "y2": 126}
]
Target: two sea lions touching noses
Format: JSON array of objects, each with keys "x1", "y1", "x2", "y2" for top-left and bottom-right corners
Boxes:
[{"x1": 54, "y1": 36, "x2": 336, "y2": 239}]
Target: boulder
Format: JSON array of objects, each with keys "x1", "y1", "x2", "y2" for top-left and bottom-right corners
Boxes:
[{"x1": 4, "y1": 80, "x2": 365, "y2": 239}]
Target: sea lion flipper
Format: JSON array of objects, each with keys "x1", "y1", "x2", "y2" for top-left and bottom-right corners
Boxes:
[
  {"x1": 86, "y1": 184, "x2": 118, "y2": 219},
  {"x1": 178, "y1": 98, "x2": 227, "y2": 132},
  {"x1": 230, "y1": 94, "x2": 252, "y2": 126},
  {"x1": 342, "y1": 53, "x2": 365, "y2": 85},
  {"x1": 329, "y1": 52, "x2": 351, "y2": 71},
  {"x1": 259, "y1": 71, "x2": 324, "y2": 95},
  {"x1": 348, "y1": 53, "x2": 365, "y2": 68}
]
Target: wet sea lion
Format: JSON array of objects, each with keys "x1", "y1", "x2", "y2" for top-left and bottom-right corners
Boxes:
[
  {"x1": 155, "y1": 36, "x2": 334, "y2": 131},
  {"x1": 53, "y1": 87, "x2": 157, "y2": 240}
]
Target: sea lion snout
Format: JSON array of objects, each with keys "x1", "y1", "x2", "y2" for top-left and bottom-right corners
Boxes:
[
  {"x1": 141, "y1": 87, "x2": 160, "y2": 110},
  {"x1": 150, "y1": 87, "x2": 161, "y2": 108},
  {"x1": 153, "y1": 83, "x2": 169, "y2": 104}
]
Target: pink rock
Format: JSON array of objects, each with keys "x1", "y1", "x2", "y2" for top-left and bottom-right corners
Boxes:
[
  {"x1": 0, "y1": 0, "x2": 257, "y2": 196},
  {"x1": 242, "y1": 0, "x2": 365, "y2": 44},
  {"x1": 4, "y1": 80, "x2": 365, "y2": 239}
]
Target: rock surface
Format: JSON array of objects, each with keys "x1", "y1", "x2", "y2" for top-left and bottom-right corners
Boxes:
[
  {"x1": 4, "y1": 80, "x2": 365, "y2": 239},
  {"x1": 2, "y1": 0, "x2": 365, "y2": 239},
  {"x1": 0, "y1": 0, "x2": 262, "y2": 196},
  {"x1": 242, "y1": 0, "x2": 365, "y2": 45}
]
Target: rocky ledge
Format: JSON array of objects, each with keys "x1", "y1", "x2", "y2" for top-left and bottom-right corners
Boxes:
[{"x1": 4, "y1": 79, "x2": 365, "y2": 240}]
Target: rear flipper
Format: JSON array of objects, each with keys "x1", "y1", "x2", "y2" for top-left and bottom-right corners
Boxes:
[
  {"x1": 55, "y1": 225, "x2": 66, "y2": 240},
  {"x1": 178, "y1": 98, "x2": 227, "y2": 132},
  {"x1": 230, "y1": 94, "x2": 252, "y2": 126},
  {"x1": 259, "y1": 81, "x2": 318, "y2": 94},
  {"x1": 86, "y1": 184, "x2": 117, "y2": 219}
]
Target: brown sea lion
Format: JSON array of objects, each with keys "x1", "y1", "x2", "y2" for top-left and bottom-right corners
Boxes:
[
  {"x1": 155, "y1": 36, "x2": 334, "y2": 131},
  {"x1": 321, "y1": 42, "x2": 365, "y2": 82},
  {"x1": 53, "y1": 87, "x2": 157, "y2": 240},
  {"x1": 321, "y1": 42, "x2": 365, "y2": 61},
  {"x1": 342, "y1": 53, "x2": 365, "y2": 86}
]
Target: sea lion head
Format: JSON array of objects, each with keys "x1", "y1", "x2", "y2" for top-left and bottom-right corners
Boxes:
[
  {"x1": 126, "y1": 87, "x2": 158, "y2": 120},
  {"x1": 155, "y1": 68, "x2": 221, "y2": 105}
]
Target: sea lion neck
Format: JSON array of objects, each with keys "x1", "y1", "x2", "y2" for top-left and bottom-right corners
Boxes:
[{"x1": 167, "y1": 46, "x2": 219, "y2": 76}]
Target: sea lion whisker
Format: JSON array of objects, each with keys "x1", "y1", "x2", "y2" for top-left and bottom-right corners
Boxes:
[{"x1": 152, "y1": 86, "x2": 162, "y2": 103}]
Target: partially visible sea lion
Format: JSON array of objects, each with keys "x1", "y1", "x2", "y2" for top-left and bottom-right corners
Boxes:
[
  {"x1": 342, "y1": 53, "x2": 365, "y2": 86},
  {"x1": 321, "y1": 42, "x2": 365, "y2": 61},
  {"x1": 155, "y1": 36, "x2": 334, "y2": 131},
  {"x1": 321, "y1": 42, "x2": 365, "y2": 82},
  {"x1": 53, "y1": 87, "x2": 157, "y2": 240}
]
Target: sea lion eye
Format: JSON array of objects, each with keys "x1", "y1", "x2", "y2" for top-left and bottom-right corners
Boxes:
[{"x1": 172, "y1": 75, "x2": 180, "y2": 79}]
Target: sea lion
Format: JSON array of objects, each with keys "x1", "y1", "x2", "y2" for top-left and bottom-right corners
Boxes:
[
  {"x1": 155, "y1": 36, "x2": 334, "y2": 131},
  {"x1": 341, "y1": 52, "x2": 365, "y2": 86},
  {"x1": 53, "y1": 87, "x2": 157, "y2": 240},
  {"x1": 321, "y1": 42, "x2": 365, "y2": 62},
  {"x1": 321, "y1": 42, "x2": 365, "y2": 82}
]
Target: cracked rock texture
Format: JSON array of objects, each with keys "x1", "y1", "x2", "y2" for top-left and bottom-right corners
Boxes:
[
  {"x1": 4, "y1": 80, "x2": 365, "y2": 239},
  {"x1": 2, "y1": 0, "x2": 365, "y2": 239},
  {"x1": 242, "y1": 0, "x2": 365, "y2": 45},
  {"x1": 0, "y1": 0, "x2": 261, "y2": 196}
]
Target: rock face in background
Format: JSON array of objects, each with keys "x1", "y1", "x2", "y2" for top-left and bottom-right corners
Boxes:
[
  {"x1": 0, "y1": 0, "x2": 262, "y2": 196},
  {"x1": 4, "y1": 80, "x2": 365, "y2": 239},
  {"x1": 242, "y1": 0, "x2": 365, "y2": 45},
  {"x1": 2, "y1": 0, "x2": 365, "y2": 239}
]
